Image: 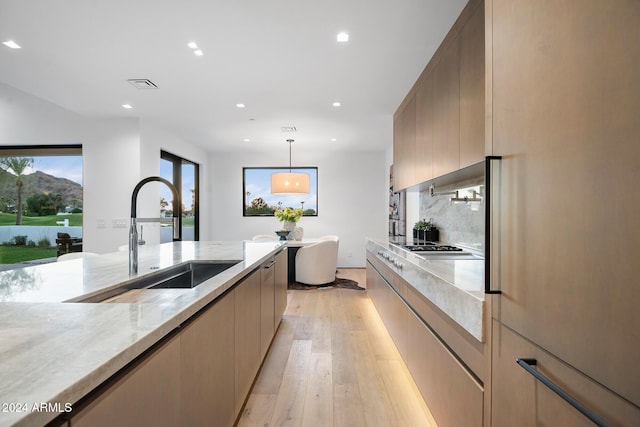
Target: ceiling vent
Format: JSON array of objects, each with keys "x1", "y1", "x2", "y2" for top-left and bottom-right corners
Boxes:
[
  {"x1": 281, "y1": 126, "x2": 297, "y2": 132},
  {"x1": 127, "y1": 79, "x2": 158, "y2": 89}
]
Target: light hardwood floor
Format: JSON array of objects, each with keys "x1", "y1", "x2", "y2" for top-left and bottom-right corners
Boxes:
[{"x1": 237, "y1": 268, "x2": 437, "y2": 427}]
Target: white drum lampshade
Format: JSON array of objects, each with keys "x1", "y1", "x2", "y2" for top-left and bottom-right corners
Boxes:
[
  {"x1": 271, "y1": 139, "x2": 310, "y2": 194},
  {"x1": 271, "y1": 172, "x2": 310, "y2": 194}
]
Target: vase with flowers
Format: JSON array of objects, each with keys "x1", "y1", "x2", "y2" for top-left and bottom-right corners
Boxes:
[{"x1": 274, "y1": 207, "x2": 303, "y2": 240}]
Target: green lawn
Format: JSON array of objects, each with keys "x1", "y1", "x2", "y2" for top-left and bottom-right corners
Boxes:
[
  {"x1": 0, "y1": 212, "x2": 84, "y2": 226},
  {"x1": 0, "y1": 246, "x2": 57, "y2": 264}
]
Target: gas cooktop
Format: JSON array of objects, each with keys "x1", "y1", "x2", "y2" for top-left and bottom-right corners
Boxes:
[{"x1": 402, "y1": 242, "x2": 466, "y2": 253}]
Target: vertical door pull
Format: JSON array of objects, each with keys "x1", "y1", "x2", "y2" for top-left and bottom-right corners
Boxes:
[{"x1": 485, "y1": 155, "x2": 502, "y2": 294}]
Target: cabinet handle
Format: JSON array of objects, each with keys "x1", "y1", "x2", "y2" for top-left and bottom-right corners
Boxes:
[
  {"x1": 516, "y1": 358, "x2": 610, "y2": 427},
  {"x1": 485, "y1": 155, "x2": 502, "y2": 294},
  {"x1": 263, "y1": 260, "x2": 276, "y2": 269}
]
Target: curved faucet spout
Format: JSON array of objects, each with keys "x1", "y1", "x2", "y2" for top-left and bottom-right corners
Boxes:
[
  {"x1": 131, "y1": 176, "x2": 179, "y2": 218},
  {"x1": 129, "y1": 176, "x2": 181, "y2": 276}
]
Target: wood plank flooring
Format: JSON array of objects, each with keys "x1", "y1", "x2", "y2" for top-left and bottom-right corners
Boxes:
[{"x1": 237, "y1": 268, "x2": 437, "y2": 427}]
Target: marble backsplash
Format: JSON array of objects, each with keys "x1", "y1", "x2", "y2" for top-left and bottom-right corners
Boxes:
[{"x1": 417, "y1": 175, "x2": 484, "y2": 253}]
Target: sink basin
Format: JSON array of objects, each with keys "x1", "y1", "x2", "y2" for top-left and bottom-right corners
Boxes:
[
  {"x1": 77, "y1": 260, "x2": 241, "y2": 302},
  {"x1": 144, "y1": 261, "x2": 240, "y2": 289}
]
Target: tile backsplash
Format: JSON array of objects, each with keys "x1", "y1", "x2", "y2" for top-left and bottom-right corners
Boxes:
[{"x1": 417, "y1": 175, "x2": 484, "y2": 253}]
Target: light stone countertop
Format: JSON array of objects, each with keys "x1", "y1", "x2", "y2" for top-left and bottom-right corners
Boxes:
[
  {"x1": 366, "y1": 238, "x2": 485, "y2": 342},
  {"x1": 0, "y1": 240, "x2": 284, "y2": 427}
]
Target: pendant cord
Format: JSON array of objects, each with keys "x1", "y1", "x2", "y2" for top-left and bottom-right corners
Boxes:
[{"x1": 287, "y1": 139, "x2": 294, "y2": 172}]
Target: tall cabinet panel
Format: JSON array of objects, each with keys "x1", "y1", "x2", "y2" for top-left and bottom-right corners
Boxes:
[{"x1": 489, "y1": 0, "x2": 640, "y2": 423}]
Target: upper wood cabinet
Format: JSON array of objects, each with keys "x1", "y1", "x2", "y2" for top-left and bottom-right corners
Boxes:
[
  {"x1": 393, "y1": 95, "x2": 416, "y2": 191},
  {"x1": 432, "y1": 35, "x2": 460, "y2": 178},
  {"x1": 393, "y1": 0, "x2": 485, "y2": 190},
  {"x1": 458, "y1": 1, "x2": 485, "y2": 168},
  {"x1": 415, "y1": 75, "x2": 435, "y2": 183}
]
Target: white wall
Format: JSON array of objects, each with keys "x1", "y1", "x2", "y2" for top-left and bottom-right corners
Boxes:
[
  {"x1": 209, "y1": 149, "x2": 388, "y2": 267},
  {"x1": 0, "y1": 82, "x2": 211, "y2": 253}
]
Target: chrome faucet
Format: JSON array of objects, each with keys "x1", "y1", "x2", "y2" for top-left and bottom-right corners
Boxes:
[{"x1": 129, "y1": 176, "x2": 181, "y2": 276}]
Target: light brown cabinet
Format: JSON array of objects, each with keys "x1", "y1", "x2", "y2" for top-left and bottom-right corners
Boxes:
[
  {"x1": 181, "y1": 291, "x2": 236, "y2": 427},
  {"x1": 432, "y1": 35, "x2": 460, "y2": 178},
  {"x1": 458, "y1": 0, "x2": 485, "y2": 168},
  {"x1": 260, "y1": 257, "x2": 276, "y2": 359},
  {"x1": 274, "y1": 248, "x2": 288, "y2": 330},
  {"x1": 488, "y1": 0, "x2": 640, "y2": 425},
  {"x1": 365, "y1": 261, "x2": 408, "y2": 360},
  {"x1": 234, "y1": 268, "x2": 262, "y2": 415},
  {"x1": 366, "y1": 255, "x2": 484, "y2": 427},
  {"x1": 407, "y1": 310, "x2": 483, "y2": 427},
  {"x1": 491, "y1": 321, "x2": 640, "y2": 426},
  {"x1": 415, "y1": 75, "x2": 435, "y2": 183},
  {"x1": 71, "y1": 334, "x2": 181, "y2": 427},
  {"x1": 393, "y1": 95, "x2": 416, "y2": 190},
  {"x1": 393, "y1": 0, "x2": 485, "y2": 190}
]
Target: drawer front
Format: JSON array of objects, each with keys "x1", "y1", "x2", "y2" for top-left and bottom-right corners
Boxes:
[
  {"x1": 492, "y1": 320, "x2": 640, "y2": 427},
  {"x1": 407, "y1": 311, "x2": 483, "y2": 427}
]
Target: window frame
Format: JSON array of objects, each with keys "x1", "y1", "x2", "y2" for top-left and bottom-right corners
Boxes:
[{"x1": 242, "y1": 166, "x2": 318, "y2": 217}]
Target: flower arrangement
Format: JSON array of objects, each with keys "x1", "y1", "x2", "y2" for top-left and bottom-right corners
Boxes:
[{"x1": 274, "y1": 207, "x2": 303, "y2": 223}]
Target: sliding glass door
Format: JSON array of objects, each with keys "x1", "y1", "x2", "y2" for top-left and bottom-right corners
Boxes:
[{"x1": 160, "y1": 151, "x2": 199, "y2": 242}]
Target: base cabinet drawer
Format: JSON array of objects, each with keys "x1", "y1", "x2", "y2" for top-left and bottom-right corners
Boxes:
[
  {"x1": 366, "y1": 262, "x2": 408, "y2": 359},
  {"x1": 491, "y1": 321, "x2": 640, "y2": 427},
  {"x1": 70, "y1": 334, "x2": 181, "y2": 427},
  {"x1": 407, "y1": 311, "x2": 483, "y2": 427}
]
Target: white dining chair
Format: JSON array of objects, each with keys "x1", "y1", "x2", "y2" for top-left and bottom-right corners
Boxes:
[{"x1": 295, "y1": 235, "x2": 339, "y2": 285}]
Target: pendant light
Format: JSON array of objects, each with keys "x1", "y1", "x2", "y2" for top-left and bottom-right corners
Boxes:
[{"x1": 271, "y1": 139, "x2": 310, "y2": 194}]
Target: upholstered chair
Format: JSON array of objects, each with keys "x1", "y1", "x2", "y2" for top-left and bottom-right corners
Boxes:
[
  {"x1": 252, "y1": 234, "x2": 278, "y2": 241},
  {"x1": 295, "y1": 235, "x2": 339, "y2": 285}
]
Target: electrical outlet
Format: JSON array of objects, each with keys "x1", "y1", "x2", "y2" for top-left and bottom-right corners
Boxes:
[{"x1": 112, "y1": 219, "x2": 127, "y2": 229}]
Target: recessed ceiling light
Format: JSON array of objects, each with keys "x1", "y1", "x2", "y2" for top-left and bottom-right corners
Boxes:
[
  {"x1": 122, "y1": 104, "x2": 133, "y2": 109},
  {"x1": 2, "y1": 40, "x2": 21, "y2": 49},
  {"x1": 187, "y1": 42, "x2": 198, "y2": 49},
  {"x1": 337, "y1": 32, "x2": 349, "y2": 43},
  {"x1": 243, "y1": 138, "x2": 251, "y2": 142},
  {"x1": 332, "y1": 102, "x2": 341, "y2": 107},
  {"x1": 236, "y1": 103, "x2": 245, "y2": 108},
  {"x1": 330, "y1": 138, "x2": 337, "y2": 142},
  {"x1": 194, "y1": 49, "x2": 204, "y2": 56}
]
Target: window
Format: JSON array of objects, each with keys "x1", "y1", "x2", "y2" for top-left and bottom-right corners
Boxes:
[
  {"x1": 0, "y1": 145, "x2": 83, "y2": 268},
  {"x1": 160, "y1": 151, "x2": 199, "y2": 242},
  {"x1": 243, "y1": 167, "x2": 318, "y2": 216}
]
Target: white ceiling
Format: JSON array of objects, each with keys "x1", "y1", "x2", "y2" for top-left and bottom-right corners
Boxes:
[{"x1": 0, "y1": 0, "x2": 467, "y2": 153}]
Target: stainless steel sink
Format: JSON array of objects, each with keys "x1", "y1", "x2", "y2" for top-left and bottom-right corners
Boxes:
[
  {"x1": 77, "y1": 260, "x2": 241, "y2": 302},
  {"x1": 144, "y1": 261, "x2": 240, "y2": 289}
]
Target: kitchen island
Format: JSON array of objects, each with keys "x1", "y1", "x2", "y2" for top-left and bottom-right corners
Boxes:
[{"x1": 0, "y1": 240, "x2": 287, "y2": 427}]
